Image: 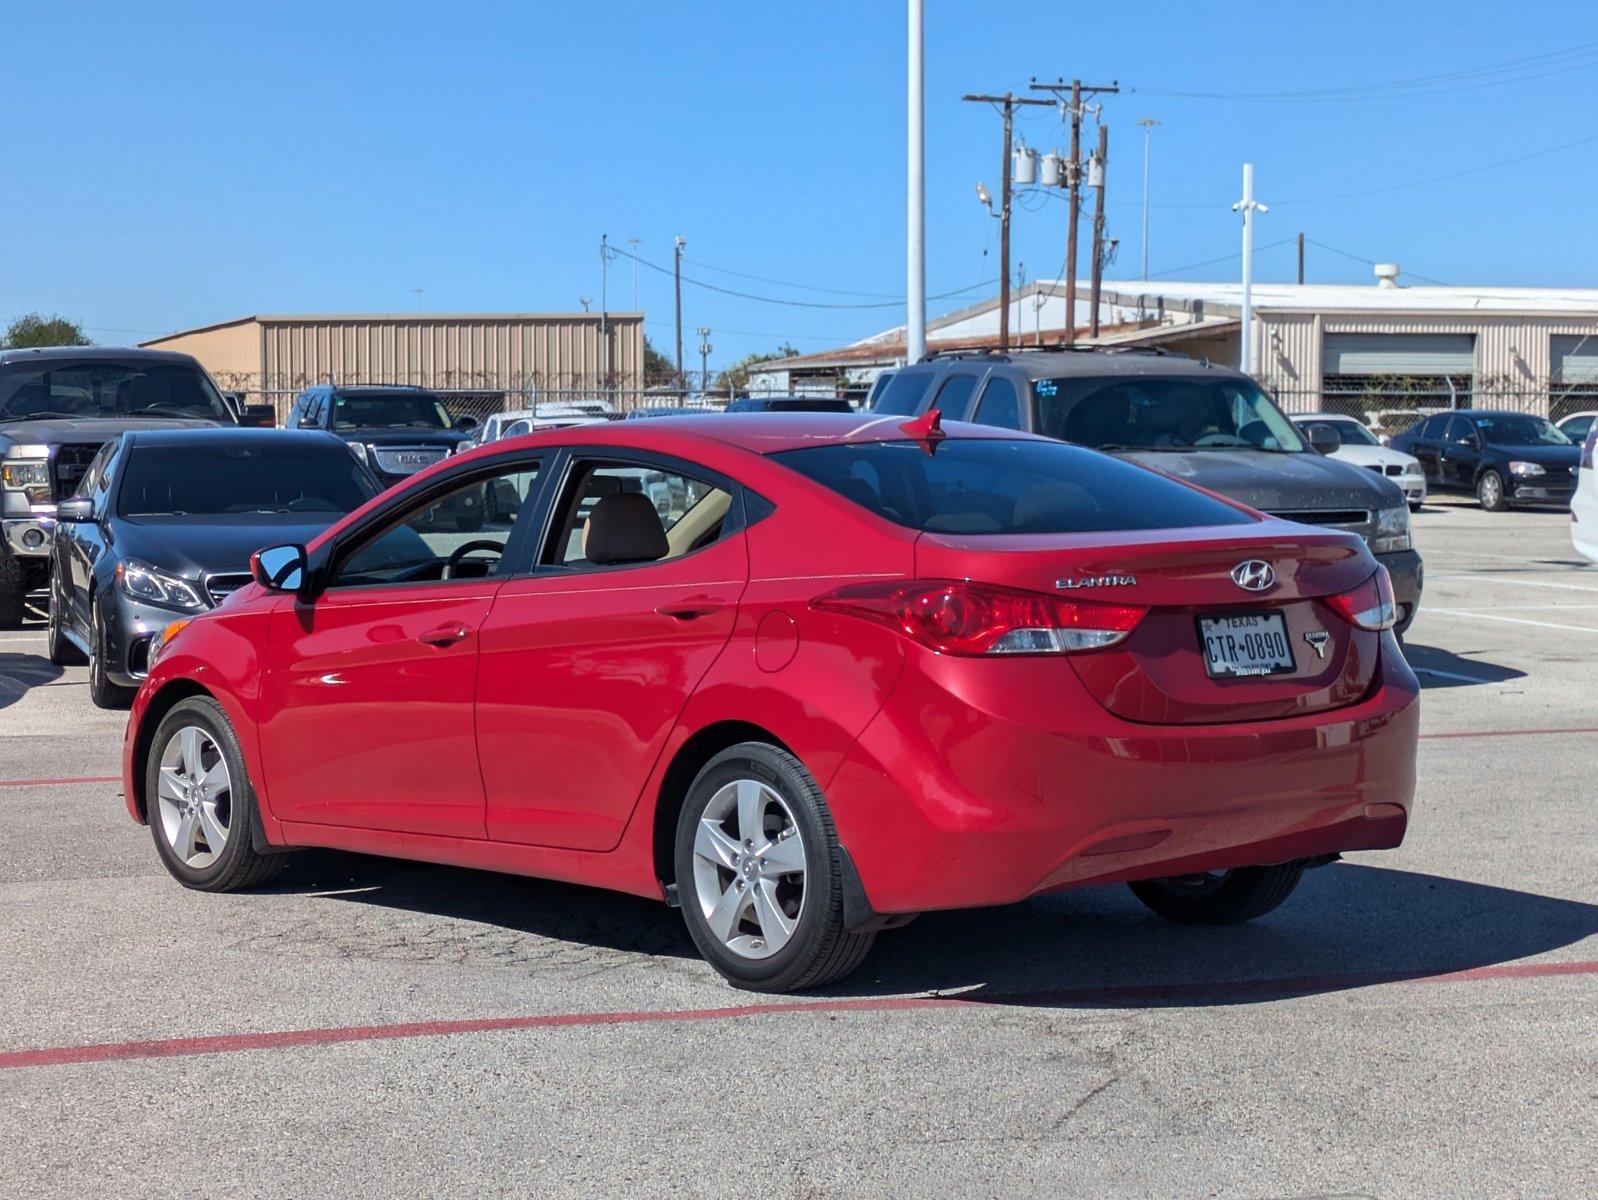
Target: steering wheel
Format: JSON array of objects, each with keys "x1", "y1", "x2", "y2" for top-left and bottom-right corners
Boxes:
[{"x1": 442, "y1": 539, "x2": 506, "y2": 580}]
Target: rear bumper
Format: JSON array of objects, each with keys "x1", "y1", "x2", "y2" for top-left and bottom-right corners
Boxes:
[
  {"x1": 1377, "y1": 547, "x2": 1423, "y2": 632},
  {"x1": 828, "y1": 639, "x2": 1420, "y2": 915}
]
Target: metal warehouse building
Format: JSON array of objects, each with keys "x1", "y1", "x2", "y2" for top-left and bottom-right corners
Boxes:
[
  {"x1": 142, "y1": 311, "x2": 645, "y2": 421},
  {"x1": 753, "y1": 271, "x2": 1598, "y2": 421}
]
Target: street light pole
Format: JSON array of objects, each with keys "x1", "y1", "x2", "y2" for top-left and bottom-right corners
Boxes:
[
  {"x1": 906, "y1": 0, "x2": 926, "y2": 364},
  {"x1": 1233, "y1": 162, "x2": 1269, "y2": 376},
  {"x1": 1136, "y1": 118, "x2": 1159, "y2": 279},
  {"x1": 697, "y1": 326, "x2": 712, "y2": 396},
  {"x1": 673, "y1": 236, "x2": 686, "y2": 397}
]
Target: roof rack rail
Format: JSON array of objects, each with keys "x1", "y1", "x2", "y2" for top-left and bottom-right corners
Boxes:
[{"x1": 918, "y1": 348, "x2": 1012, "y2": 363}]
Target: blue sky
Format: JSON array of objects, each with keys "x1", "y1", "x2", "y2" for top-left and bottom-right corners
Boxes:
[{"x1": 3, "y1": 1, "x2": 1596, "y2": 366}]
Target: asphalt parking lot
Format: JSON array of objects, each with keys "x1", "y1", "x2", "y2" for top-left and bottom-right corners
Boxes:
[{"x1": 1, "y1": 495, "x2": 1593, "y2": 1199}]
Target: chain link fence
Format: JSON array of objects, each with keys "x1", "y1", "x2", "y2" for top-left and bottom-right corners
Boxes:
[
  {"x1": 246, "y1": 386, "x2": 728, "y2": 427},
  {"x1": 1266, "y1": 379, "x2": 1598, "y2": 437}
]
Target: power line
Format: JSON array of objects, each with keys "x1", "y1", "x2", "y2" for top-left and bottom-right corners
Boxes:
[
  {"x1": 1127, "y1": 40, "x2": 1598, "y2": 102},
  {"x1": 1143, "y1": 236, "x2": 1296, "y2": 280},
  {"x1": 609, "y1": 243, "x2": 993, "y2": 310},
  {"x1": 1273, "y1": 131, "x2": 1598, "y2": 204},
  {"x1": 679, "y1": 259, "x2": 904, "y2": 300},
  {"x1": 1302, "y1": 238, "x2": 1451, "y2": 285}
]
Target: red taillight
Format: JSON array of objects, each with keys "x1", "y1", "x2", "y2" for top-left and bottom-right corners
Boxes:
[
  {"x1": 812, "y1": 579, "x2": 1145, "y2": 655},
  {"x1": 1325, "y1": 565, "x2": 1398, "y2": 632}
]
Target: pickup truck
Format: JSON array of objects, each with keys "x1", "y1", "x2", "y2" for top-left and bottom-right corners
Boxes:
[{"x1": 0, "y1": 346, "x2": 250, "y2": 627}]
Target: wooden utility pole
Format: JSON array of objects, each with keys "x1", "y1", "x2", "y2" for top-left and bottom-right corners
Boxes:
[
  {"x1": 1090, "y1": 124, "x2": 1109, "y2": 337},
  {"x1": 962, "y1": 92, "x2": 1052, "y2": 350},
  {"x1": 1030, "y1": 78, "x2": 1119, "y2": 343}
]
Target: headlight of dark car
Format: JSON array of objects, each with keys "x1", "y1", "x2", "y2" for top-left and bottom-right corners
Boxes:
[
  {"x1": 116, "y1": 559, "x2": 208, "y2": 611},
  {"x1": 1372, "y1": 504, "x2": 1412, "y2": 554}
]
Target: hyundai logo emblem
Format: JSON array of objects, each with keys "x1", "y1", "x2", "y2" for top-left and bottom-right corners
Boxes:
[{"x1": 1230, "y1": 559, "x2": 1276, "y2": 592}]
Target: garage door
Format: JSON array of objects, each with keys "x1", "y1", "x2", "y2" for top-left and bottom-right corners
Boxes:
[
  {"x1": 1323, "y1": 333, "x2": 1476, "y2": 375},
  {"x1": 1551, "y1": 333, "x2": 1598, "y2": 383}
]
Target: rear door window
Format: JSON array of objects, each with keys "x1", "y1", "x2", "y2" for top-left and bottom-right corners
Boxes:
[
  {"x1": 871, "y1": 369, "x2": 937, "y2": 415},
  {"x1": 773, "y1": 438, "x2": 1254, "y2": 534},
  {"x1": 971, "y1": 377, "x2": 1024, "y2": 430},
  {"x1": 928, "y1": 372, "x2": 982, "y2": 419}
]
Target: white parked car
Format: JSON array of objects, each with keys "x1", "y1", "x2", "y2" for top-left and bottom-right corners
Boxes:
[
  {"x1": 1573, "y1": 425, "x2": 1598, "y2": 563},
  {"x1": 463, "y1": 407, "x2": 601, "y2": 450},
  {"x1": 1556, "y1": 410, "x2": 1597, "y2": 448},
  {"x1": 1292, "y1": 413, "x2": 1427, "y2": 511}
]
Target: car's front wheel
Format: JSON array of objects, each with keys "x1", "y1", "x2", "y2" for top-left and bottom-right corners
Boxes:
[
  {"x1": 1128, "y1": 862, "x2": 1305, "y2": 925},
  {"x1": 674, "y1": 743, "x2": 874, "y2": 992},
  {"x1": 144, "y1": 696, "x2": 285, "y2": 891},
  {"x1": 87, "y1": 597, "x2": 136, "y2": 709},
  {"x1": 1476, "y1": 469, "x2": 1508, "y2": 512}
]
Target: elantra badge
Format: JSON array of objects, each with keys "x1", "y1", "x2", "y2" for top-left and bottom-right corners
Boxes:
[
  {"x1": 1303, "y1": 630, "x2": 1330, "y2": 660},
  {"x1": 1056, "y1": 574, "x2": 1137, "y2": 590},
  {"x1": 1230, "y1": 560, "x2": 1276, "y2": 592}
]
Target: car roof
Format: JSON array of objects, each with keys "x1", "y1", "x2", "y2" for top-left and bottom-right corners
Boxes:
[
  {"x1": 912, "y1": 348, "x2": 1244, "y2": 382},
  {"x1": 0, "y1": 345, "x2": 201, "y2": 367},
  {"x1": 465, "y1": 411, "x2": 1027, "y2": 458},
  {"x1": 301, "y1": 384, "x2": 439, "y2": 396},
  {"x1": 121, "y1": 427, "x2": 345, "y2": 450}
]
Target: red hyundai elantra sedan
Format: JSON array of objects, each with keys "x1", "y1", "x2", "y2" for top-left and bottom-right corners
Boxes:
[{"x1": 123, "y1": 412, "x2": 1419, "y2": 991}]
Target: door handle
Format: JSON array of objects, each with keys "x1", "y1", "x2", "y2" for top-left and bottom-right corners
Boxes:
[
  {"x1": 655, "y1": 597, "x2": 727, "y2": 621},
  {"x1": 417, "y1": 623, "x2": 470, "y2": 647}
]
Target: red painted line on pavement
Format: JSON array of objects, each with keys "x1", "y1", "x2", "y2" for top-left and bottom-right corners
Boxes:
[
  {"x1": 1419, "y1": 726, "x2": 1598, "y2": 741},
  {"x1": 0, "y1": 775, "x2": 119, "y2": 789},
  {"x1": 2, "y1": 959, "x2": 1591, "y2": 1072}
]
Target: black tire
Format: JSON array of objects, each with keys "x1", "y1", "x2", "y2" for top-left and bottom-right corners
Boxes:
[
  {"x1": 144, "y1": 695, "x2": 286, "y2": 891},
  {"x1": 1128, "y1": 862, "x2": 1305, "y2": 926},
  {"x1": 674, "y1": 742, "x2": 875, "y2": 992},
  {"x1": 1476, "y1": 469, "x2": 1509, "y2": 512},
  {"x1": 87, "y1": 597, "x2": 136, "y2": 709},
  {"x1": 46, "y1": 571, "x2": 86, "y2": 666},
  {"x1": 1408, "y1": 501, "x2": 1423, "y2": 514},
  {"x1": 0, "y1": 548, "x2": 25, "y2": 630}
]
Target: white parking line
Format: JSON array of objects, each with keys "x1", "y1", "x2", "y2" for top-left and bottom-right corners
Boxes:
[
  {"x1": 1410, "y1": 666, "x2": 1517, "y2": 686},
  {"x1": 1421, "y1": 608, "x2": 1598, "y2": 634},
  {"x1": 1427, "y1": 574, "x2": 1598, "y2": 593}
]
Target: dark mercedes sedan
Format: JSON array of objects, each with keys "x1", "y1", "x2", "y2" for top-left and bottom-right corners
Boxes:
[
  {"x1": 48, "y1": 428, "x2": 378, "y2": 706},
  {"x1": 1388, "y1": 410, "x2": 1580, "y2": 510}
]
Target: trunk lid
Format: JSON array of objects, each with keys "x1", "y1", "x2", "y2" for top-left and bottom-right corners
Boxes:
[{"x1": 915, "y1": 520, "x2": 1382, "y2": 725}]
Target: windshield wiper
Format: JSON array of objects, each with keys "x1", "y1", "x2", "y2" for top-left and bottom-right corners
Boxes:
[{"x1": 0, "y1": 410, "x2": 82, "y2": 422}]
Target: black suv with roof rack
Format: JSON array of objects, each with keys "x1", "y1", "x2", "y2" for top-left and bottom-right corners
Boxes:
[
  {"x1": 873, "y1": 346, "x2": 1423, "y2": 634},
  {"x1": 0, "y1": 346, "x2": 245, "y2": 628}
]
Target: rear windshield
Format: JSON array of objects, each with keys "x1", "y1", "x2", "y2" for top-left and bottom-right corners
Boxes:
[
  {"x1": 118, "y1": 444, "x2": 377, "y2": 517},
  {"x1": 772, "y1": 438, "x2": 1254, "y2": 534},
  {"x1": 333, "y1": 392, "x2": 451, "y2": 430},
  {"x1": 0, "y1": 361, "x2": 230, "y2": 423},
  {"x1": 871, "y1": 370, "x2": 937, "y2": 415},
  {"x1": 1032, "y1": 375, "x2": 1307, "y2": 453}
]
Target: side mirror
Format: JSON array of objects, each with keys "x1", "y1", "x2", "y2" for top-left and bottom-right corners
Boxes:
[
  {"x1": 1305, "y1": 422, "x2": 1342, "y2": 456},
  {"x1": 251, "y1": 543, "x2": 308, "y2": 594},
  {"x1": 55, "y1": 498, "x2": 93, "y2": 523},
  {"x1": 240, "y1": 404, "x2": 277, "y2": 428},
  {"x1": 454, "y1": 414, "x2": 479, "y2": 432}
]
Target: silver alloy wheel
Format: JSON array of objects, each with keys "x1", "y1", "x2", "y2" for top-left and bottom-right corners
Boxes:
[
  {"x1": 155, "y1": 725, "x2": 232, "y2": 869},
  {"x1": 1480, "y1": 473, "x2": 1502, "y2": 507},
  {"x1": 691, "y1": 778, "x2": 807, "y2": 960}
]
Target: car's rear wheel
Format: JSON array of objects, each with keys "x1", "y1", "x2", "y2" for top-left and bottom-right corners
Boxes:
[
  {"x1": 1128, "y1": 862, "x2": 1305, "y2": 925},
  {"x1": 674, "y1": 742, "x2": 874, "y2": 992},
  {"x1": 1476, "y1": 469, "x2": 1508, "y2": 512},
  {"x1": 87, "y1": 598, "x2": 136, "y2": 709},
  {"x1": 144, "y1": 696, "x2": 285, "y2": 891}
]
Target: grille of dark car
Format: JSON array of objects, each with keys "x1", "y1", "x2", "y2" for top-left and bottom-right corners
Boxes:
[
  {"x1": 51, "y1": 443, "x2": 101, "y2": 499},
  {"x1": 203, "y1": 573, "x2": 253, "y2": 607},
  {"x1": 371, "y1": 446, "x2": 449, "y2": 476},
  {"x1": 1266, "y1": 508, "x2": 1371, "y2": 529}
]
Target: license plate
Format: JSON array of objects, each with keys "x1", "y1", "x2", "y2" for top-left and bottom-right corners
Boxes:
[{"x1": 1198, "y1": 612, "x2": 1295, "y2": 678}]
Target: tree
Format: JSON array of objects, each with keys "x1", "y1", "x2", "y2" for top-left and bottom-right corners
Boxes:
[
  {"x1": 3, "y1": 312, "x2": 92, "y2": 348},
  {"x1": 716, "y1": 343, "x2": 800, "y2": 394},
  {"x1": 642, "y1": 335, "x2": 676, "y2": 387}
]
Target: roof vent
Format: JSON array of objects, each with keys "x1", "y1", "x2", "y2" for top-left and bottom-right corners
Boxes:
[{"x1": 1374, "y1": 263, "x2": 1401, "y2": 288}]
